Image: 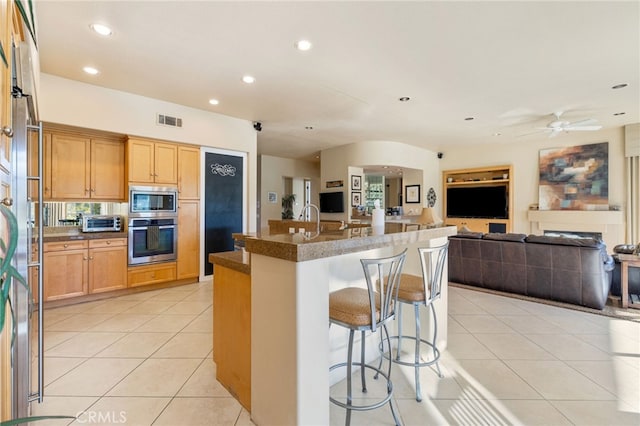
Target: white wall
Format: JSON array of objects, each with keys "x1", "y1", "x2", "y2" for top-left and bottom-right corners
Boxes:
[
  {"x1": 438, "y1": 128, "x2": 626, "y2": 236},
  {"x1": 259, "y1": 155, "x2": 320, "y2": 230},
  {"x1": 322, "y1": 140, "x2": 441, "y2": 221},
  {"x1": 39, "y1": 73, "x2": 259, "y2": 232}
]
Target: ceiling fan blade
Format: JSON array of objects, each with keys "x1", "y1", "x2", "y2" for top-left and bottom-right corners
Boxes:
[
  {"x1": 564, "y1": 125, "x2": 603, "y2": 131},
  {"x1": 566, "y1": 118, "x2": 598, "y2": 127}
]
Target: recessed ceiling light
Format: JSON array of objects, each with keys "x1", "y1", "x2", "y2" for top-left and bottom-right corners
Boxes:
[
  {"x1": 612, "y1": 83, "x2": 628, "y2": 89},
  {"x1": 613, "y1": 112, "x2": 626, "y2": 116},
  {"x1": 83, "y1": 66, "x2": 99, "y2": 75},
  {"x1": 398, "y1": 97, "x2": 410, "y2": 102},
  {"x1": 295, "y1": 40, "x2": 312, "y2": 51},
  {"x1": 464, "y1": 117, "x2": 474, "y2": 121},
  {"x1": 90, "y1": 23, "x2": 112, "y2": 36},
  {"x1": 209, "y1": 99, "x2": 219, "y2": 105},
  {"x1": 242, "y1": 75, "x2": 255, "y2": 84},
  {"x1": 493, "y1": 132, "x2": 502, "y2": 136}
]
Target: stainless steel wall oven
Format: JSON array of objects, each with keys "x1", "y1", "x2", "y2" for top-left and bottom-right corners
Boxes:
[
  {"x1": 128, "y1": 186, "x2": 178, "y2": 265},
  {"x1": 128, "y1": 217, "x2": 177, "y2": 265}
]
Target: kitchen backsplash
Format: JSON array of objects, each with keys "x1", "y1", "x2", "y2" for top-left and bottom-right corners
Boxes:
[{"x1": 43, "y1": 202, "x2": 128, "y2": 227}]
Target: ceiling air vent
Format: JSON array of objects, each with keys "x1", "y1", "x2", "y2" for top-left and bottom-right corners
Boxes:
[{"x1": 157, "y1": 114, "x2": 183, "y2": 128}]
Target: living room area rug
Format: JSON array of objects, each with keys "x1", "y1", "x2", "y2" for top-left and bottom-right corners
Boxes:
[{"x1": 449, "y1": 282, "x2": 640, "y2": 323}]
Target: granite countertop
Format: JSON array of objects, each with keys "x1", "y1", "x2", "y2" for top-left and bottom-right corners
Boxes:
[
  {"x1": 43, "y1": 231, "x2": 128, "y2": 242},
  {"x1": 209, "y1": 249, "x2": 251, "y2": 274},
  {"x1": 245, "y1": 223, "x2": 457, "y2": 263}
]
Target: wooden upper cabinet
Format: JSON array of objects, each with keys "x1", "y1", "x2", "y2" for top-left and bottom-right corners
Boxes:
[
  {"x1": 154, "y1": 142, "x2": 178, "y2": 184},
  {"x1": 178, "y1": 145, "x2": 200, "y2": 199},
  {"x1": 127, "y1": 138, "x2": 177, "y2": 185},
  {"x1": 50, "y1": 133, "x2": 91, "y2": 199},
  {"x1": 46, "y1": 131, "x2": 125, "y2": 201},
  {"x1": 91, "y1": 139, "x2": 125, "y2": 199}
]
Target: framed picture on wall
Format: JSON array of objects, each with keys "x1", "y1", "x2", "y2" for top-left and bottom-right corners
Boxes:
[
  {"x1": 351, "y1": 175, "x2": 362, "y2": 190},
  {"x1": 267, "y1": 192, "x2": 277, "y2": 203},
  {"x1": 351, "y1": 192, "x2": 361, "y2": 206},
  {"x1": 405, "y1": 185, "x2": 420, "y2": 203}
]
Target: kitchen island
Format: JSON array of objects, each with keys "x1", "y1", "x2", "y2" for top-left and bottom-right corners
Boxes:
[{"x1": 212, "y1": 223, "x2": 456, "y2": 425}]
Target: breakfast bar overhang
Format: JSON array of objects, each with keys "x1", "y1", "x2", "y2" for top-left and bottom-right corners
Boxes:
[{"x1": 240, "y1": 224, "x2": 456, "y2": 425}]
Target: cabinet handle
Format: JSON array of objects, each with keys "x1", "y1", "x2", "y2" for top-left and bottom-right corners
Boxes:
[
  {"x1": 1, "y1": 126, "x2": 13, "y2": 137},
  {"x1": 89, "y1": 256, "x2": 93, "y2": 260},
  {"x1": 106, "y1": 241, "x2": 111, "y2": 245},
  {"x1": 83, "y1": 256, "x2": 87, "y2": 260},
  {"x1": 63, "y1": 244, "x2": 68, "y2": 248},
  {"x1": 1, "y1": 197, "x2": 13, "y2": 206}
]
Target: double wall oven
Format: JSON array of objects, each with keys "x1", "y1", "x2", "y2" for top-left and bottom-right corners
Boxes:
[{"x1": 128, "y1": 186, "x2": 178, "y2": 265}]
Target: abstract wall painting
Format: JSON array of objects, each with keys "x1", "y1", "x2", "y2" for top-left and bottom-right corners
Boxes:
[{"x1": 538, "y1": 142, "x2": 608, "y2": 210}]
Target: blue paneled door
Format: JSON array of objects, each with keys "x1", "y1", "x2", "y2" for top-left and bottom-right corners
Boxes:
[{"x1": 204, "y1": 151, "x2": 244, "y2": 275}]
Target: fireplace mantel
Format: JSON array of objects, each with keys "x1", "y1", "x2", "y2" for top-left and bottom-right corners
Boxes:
[{"x1": 528, "y1": 210, "x2": 625, "y2": 252}]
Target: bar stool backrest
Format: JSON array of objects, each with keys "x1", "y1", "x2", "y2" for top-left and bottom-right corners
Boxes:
[
  {"x1": 360, "y1": 249, "x2": 407, "y2": 332},
  {"x1": 418, "y1": 242, "x2": 449, "y2": 307}
]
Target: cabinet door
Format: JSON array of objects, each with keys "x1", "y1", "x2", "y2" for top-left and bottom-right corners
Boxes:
[
  {"x1": 178, "y1": 145, "x2": 200, "y2": 199},
  {"x1": 127, "y1": 139, "x2": 155, "y2": 184},
  {"x1": 91, "y1": 139, "x2": 125, "y2": 199},
  {"x1": 177, "y1": 199, "x2": 200, "y2": 279},
  {"x1": 50, "y1": 134, "x2": 90, "y2": 199},
  {"x1": 43, "y1": 249, "x2": 88, "y2": 301},
  {"x1": 88, "y1": 243, "x2": 127, "y2": 293},
  {"x1": 154, "y1": 142, "x2": 178, "y2": 184}
]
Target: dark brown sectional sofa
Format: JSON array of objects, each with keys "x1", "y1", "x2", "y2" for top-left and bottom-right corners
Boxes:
[{"x1": 448, "y1": 232, "x2": 614, "y2": 310}]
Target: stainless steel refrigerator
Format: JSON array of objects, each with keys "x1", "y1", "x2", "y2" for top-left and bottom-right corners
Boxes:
[{"x1": 8, "y1": 38, "x2": 44, "y2": 420}]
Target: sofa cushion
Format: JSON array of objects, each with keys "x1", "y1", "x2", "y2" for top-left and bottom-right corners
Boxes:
[
  {"x1": 450, "y1": 232, "x2": 484, "y2": 239},
  {"x1": 483, "y1": 233, "x2": 527, "y2": 242},
  {"x1": 525, "y1": 234, "x2": 603, "y2": 249}
]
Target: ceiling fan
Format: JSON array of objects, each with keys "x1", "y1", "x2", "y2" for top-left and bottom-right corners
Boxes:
[{"x1": 536, "y1": 111, "x2": 602, "y2": 137}]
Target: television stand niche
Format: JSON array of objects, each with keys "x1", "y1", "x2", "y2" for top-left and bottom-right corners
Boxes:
[{"x1": 443, "y1": 165, "x2": 513, "y2": 233}]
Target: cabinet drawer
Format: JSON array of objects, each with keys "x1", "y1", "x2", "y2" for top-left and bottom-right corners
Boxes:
[
  {"x1": 128, "y1": 262, "x2": 177, "y2": 287},
  {"x1": 89, "y1": 238, "x2": 127, "y2": 249},
  {"x1": 44, "y1": 240, "x2": 89, "y2": 252}
]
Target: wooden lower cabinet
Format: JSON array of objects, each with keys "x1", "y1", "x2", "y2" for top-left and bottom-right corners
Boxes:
[
  {"x1": 177, "y1": 200, "x2": 200, "y2": 279},
  {"x1": 43, "y1": 238, "x2": 128, "y2": 301},
  {"x1": 213, "y1": 265, "x2": 251, "y2": 410},
  {"x1": 88, "y1": 238, "x2": 127, "y2": 293},
  {"x1": 43, "y1": 241, "x2": 89, "y2": 301},
  {"x1": 128, "y1": 262, "x2": 177, "y2": 287}
]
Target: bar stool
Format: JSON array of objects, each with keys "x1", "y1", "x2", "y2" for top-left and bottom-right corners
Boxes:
[
  {"x1": 329, "y1": 249, "x2": 407, "y2": 426},
  {"x1": 384, "y1": 242, "x2": 449, "y2": 402}
]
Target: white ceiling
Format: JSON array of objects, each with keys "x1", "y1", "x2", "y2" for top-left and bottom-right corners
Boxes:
[{"x1": 35, "y1": 1, "x2": 639, "y2": 164}]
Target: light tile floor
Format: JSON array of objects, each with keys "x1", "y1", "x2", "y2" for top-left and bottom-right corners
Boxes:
[{"x1": 31, "y1": 281, "x2": 640, "y2": 425}]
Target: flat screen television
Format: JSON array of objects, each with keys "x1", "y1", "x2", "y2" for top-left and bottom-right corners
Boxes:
[
  {"x1": 446, "y1": 185, "x2": 508, "y2": 219},
  {"x1": 319, "y1": 191, "x2": 344, "y2": 213}
]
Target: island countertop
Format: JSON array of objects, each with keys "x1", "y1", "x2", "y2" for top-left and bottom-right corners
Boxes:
[
  {"x1": 244, "y1": 223, "x2": 457, "y2": 262},
  {"x1": 208, "y1": 249, "x2": 251, "y2": 274}
]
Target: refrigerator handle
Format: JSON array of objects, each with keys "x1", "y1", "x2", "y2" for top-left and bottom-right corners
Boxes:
[{"x1": 26, "y1": 121, "x2": 43, "y2": 403}]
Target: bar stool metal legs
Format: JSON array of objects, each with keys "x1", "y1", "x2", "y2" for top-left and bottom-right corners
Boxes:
[
  {"x1": 381, "y1": 242, "x2": 449, "y2": 402},
  {"x1": 329, "y1": 250, "x2": 407, "y2": 426}
]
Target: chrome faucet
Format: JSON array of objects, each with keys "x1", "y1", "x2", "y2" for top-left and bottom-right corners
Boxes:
[{"x1": 298, "y1": 203, "x2": 320, "y2": 234}]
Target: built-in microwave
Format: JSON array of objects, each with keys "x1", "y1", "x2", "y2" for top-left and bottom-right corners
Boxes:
[{"x1": 129, "y1": 186, "x2": 178, "y2": 217}]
